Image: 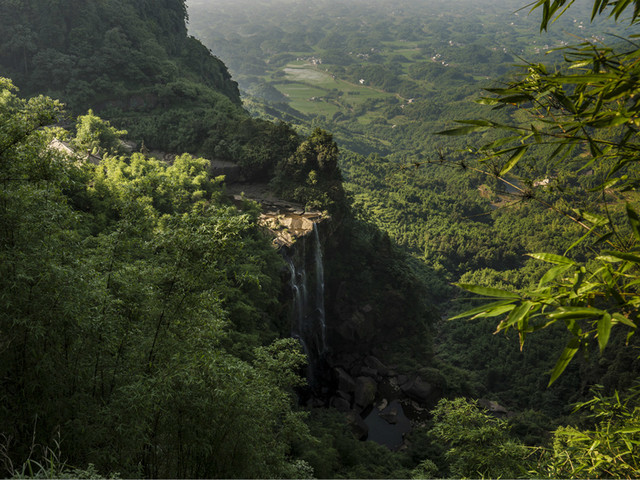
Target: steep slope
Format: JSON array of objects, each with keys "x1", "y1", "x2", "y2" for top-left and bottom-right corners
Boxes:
[
  {"x1": 0, "y1": 0, "x2": 303, "y2": 171},
  {"x1": 0, "y1": 1, "x2": 446, "y2": 476},
  {"x1": 0, "y1": 0, "x2": 240, "y2": 104}
]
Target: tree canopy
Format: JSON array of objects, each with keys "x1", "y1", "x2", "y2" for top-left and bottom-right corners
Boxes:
[
  {"x1": 0, "y1": 78, "x2": 314, "y2": 478},
  {"x1": 447, "y1": 0, "x2": 640, "y2": 385}
]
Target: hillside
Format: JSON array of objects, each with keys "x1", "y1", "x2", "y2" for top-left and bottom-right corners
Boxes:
[
  {"x1": 2, "y1": 0, "x2": 640, "y2": 478},
  {"x1": 0, "y1": 0, "x2": 443, "y2": 478},
  {"x1": 0, "y1": 0, "x2": 297, "y2": 170}
]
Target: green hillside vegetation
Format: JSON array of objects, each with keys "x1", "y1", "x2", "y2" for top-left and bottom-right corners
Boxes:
[
  {"x1": 0, "y1": 0, "x2": 304, "y2": 176},
  {"x1": 0, "y1": 2, "x2": 441, "y2": 476},
  {"x1": 2, "y1": 0, "x2": 640, "y2": 477},
  {"x1": 0, "y1": 78, "x2": 310, "y2": 478},
  {"x1": 0, "y1": 78, "x2": 441, "y2": 479},
  {"x1": 186, "y1": 0, "x2": 640, "y2": 477},
  {"x1": 188, "y1": 0, "x2": 640, "y2": 413}
]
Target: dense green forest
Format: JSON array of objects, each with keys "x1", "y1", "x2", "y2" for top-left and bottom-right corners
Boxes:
[{"x1": 1, "y1": 0, "x2": 640, "y2": 478}]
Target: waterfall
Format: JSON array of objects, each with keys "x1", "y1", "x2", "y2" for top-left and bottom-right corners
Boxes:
[
  {"x1": 285, "y1": 222, "x2": 328, "y2": 392},
  {"x1": 313, "y1": 224, "x2": 327, "y2": 354},
  {"x1": 287, "y1": 257, "x2": 310, "y2": 358}
]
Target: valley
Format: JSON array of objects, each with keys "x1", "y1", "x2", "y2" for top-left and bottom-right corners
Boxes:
[{"x1": 1, "y1": 0, "x2": 639, "y2": 477}]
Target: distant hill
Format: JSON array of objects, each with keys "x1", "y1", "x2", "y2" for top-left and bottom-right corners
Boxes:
[
  {"x1": 0, "y1": 0, "x2": 304, "y2": 165},
  {"x1": 0, "y1": 0, "x2": 240, "y2": 106}
]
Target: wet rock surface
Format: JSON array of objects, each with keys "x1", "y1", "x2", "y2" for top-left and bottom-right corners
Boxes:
[
  {"x1": 226, "y1": 183, "x2": 325, "y2": 247},
  {"x1": 478, "y1": 399, "x2": 511, "y2": 418},
  {"x1": 345, "y1": 410, "x2": 369, "y2": 440}
]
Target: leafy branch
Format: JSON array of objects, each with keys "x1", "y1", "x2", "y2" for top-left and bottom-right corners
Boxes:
[{"x1": 435, "y1": 2, "x2": 640, "y2": 385}]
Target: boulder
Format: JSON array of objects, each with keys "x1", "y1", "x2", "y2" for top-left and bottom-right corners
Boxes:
[
  {"x1": 345, "y1": 410, "x2": 368, "y2": 440},
  {"x1": 478, "y1": 399, "x2": 509, "y2": 418},
  {"x1": 336, "y1": 390, "x2": 351, "y2": 401},
  {"x1": 354, "y1": 376, "x2": 377, "y2": 410},
  {"x1": 360, "y1": 366, "x2": 378, "y2": 378},
  {"x1": 379, "y1": 405, "x2": 399, "y2": 425},
  {"x1": 335, "y1": 367, "x2": 356, "y2": 393},
  {"x1": 330, "y1": 396, "x2": 351, "y2": 412},
  {"x1": 400, "y1": 376, "x2": 433, "y2": 403},
  {"x1": 364, "y1": 355, "x2": 390, "y2": 376}
]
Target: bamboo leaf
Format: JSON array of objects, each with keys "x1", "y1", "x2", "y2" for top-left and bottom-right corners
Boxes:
[
  {"x1": 594, "y1": 231, "x2": 614, "y2": 246},
  {"x1": 498, "y1": 94, "x2": 534, "y2": 104},
  {"x1": 617, "y1": 427, "x2": 640, "y2": 434},
  {"x1": 456, "y1": 119, "x2": 494, "y2": 126},
  {"x1": 627, "y1": 204, "x2": 640, "y2": 242},
  {"x1": 497, "y1": 301, "x2": 534, "y2": 332},
  {"x1": 597, "y1": 313, "x2": 612, "y2": 353},
  {"x1": 437, "y1": 125, "x2": 488, "y2": 136},
  {"x1": 591, "y1": 0, "x2": 606, "y2": 20},
  {"x1": 499, "y1": 145, "x2": 527, "y2": 176},
  {"x1": 538, "y1": 264, "x2": 573, "y2": 286},
  {"x1": 548, "y1": 337, "x2": 580, "y2": 386},
  {"x1": 612, "y1": 313, "x2": 637, "y2": 329},
  {"x1": 455, "y1": 283, "x2": 521, "y2": 298},
  {"x1": 596, "y1": 254, "x2": 624, "y2": 263},
  {"x1": 569, "y1": 60, "x2": 594, "y2": 69},
  {"x1": 447, "y1": 299, "x2": 517, "y2": 320},
  {"x1": 589, "y1": 177, "x2": 620, "y2": 191},
  {"x1": 480, "y1": 135, "x2": 521, "y2": 151},
  {"x1": 601, "y1": 250, "x2": 640, "y2": 264},
  {"x1": 528, "y1": 252, "x2": 577, "y2": 265},
  {"x1": 531, "y1": 124, "x2": 542, "y2": 143},
  {"x1": 552, "y1": 73, "x2": 618, "y2": 84},
  {"x1": 565, "y1": 227, "x2": 597, "y2": 255},
  {"x1": 473, "y1": 304, "x2": 518, "y2": 319},
  {"x1": 475, "y1": 97, "x2": 501, "y2": 105},
  {"x1": 548, "y1": 307, "x2": 605, "y2": 320},
  {"x1": 586, "y1": 114, "x2": 629, "y2": 128}
]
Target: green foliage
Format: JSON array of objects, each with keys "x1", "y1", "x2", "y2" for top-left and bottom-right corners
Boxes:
[
  {"x1": 293, "y1": 409, "x2": 412, "y2": 479},
  {"x1": 0, "y1": 0, "x2": 307, "y2": 171},
  {"x1": 540, "y1": 386, "x2": 640, "y2": 478},
  {"x1": 446, "y1": 0, "x2": 640, "y2": 385},
  {"x1": 273, "y1": 127, "x2": 346, "y2": 213},
  {"x1": 0, "y1": 0, "x2": 239, "y2": 106},
  {"x1": 0, "y1": 80, "x2": 311, "y2": 479},
  {"x1": 531, "y1": 0, "x2": 640, "y2": 31},
  {"x1": 410, "y1": 459, "x2": 439, "y2": 479},
  {"x1": 72, "y1": 109, "x2": 127, "y2": 155},
  {"x1": 430, "y1": 398, "x2": 532, "y2": 478}
]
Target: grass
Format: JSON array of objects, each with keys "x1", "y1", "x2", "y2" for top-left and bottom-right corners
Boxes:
[
  {"x1": 271, "y1": 64, "x2": 398, "y2": 117},
  {"x1": 272, "y1": 82, "x2": 339, "y2": 116}
]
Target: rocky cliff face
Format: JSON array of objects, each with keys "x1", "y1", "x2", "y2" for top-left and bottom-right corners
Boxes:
[
  {"x1": 275, "y1": 215, "x2": 439, "y2": 448},
  {"x1": 249, "y1": 186, "x2": 439, "y2": 447},
  {"x1": 282, "y1": 223, "x2": 330, "y2": 393}
]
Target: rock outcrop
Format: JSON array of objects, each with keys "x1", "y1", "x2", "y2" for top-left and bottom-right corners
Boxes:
[
  {"x1": 354, "y1": 376, "x2": 377, "y2": 411},
  {"x1": 399, "y1": 376, "x2": 434, "y2": 404}
]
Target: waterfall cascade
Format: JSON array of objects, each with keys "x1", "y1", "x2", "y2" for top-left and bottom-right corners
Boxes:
[
  {"x1": 285, "y1": 223, "x2": 328, "y2": 391},
  {"x1": 313, "y1": 225, "x2": 327, "y2": 355}
]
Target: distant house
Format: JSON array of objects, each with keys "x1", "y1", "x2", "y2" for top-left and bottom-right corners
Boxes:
[
  {"x1": 359, "y1": 79, "x2": 365, "y2": 85},
  {"x1": 48, "y1": 138, "x2": 102, "y2": 165},
  {"x1": 49, "y1": 138, "x2": 75, "y2": 157},
  {"x1": 534, "y1": 177, "x2": 557, "y2": 187}
]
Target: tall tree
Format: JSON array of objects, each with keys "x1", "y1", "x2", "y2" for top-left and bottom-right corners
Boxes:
[{"x1": 0, "y1": 79, "x2": 313, "y2": 479}]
